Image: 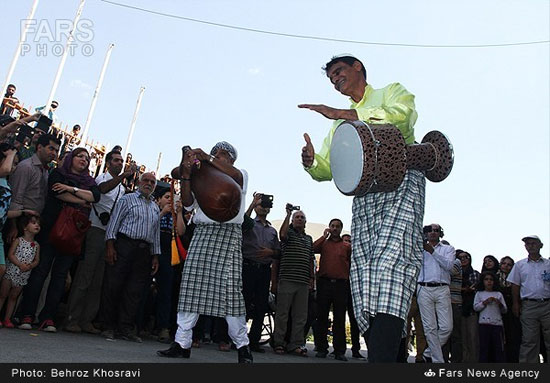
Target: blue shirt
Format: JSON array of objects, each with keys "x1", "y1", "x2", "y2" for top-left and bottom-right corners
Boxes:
[{"x1": 105, "y1": 191, "x2": 161, "y2": 255}]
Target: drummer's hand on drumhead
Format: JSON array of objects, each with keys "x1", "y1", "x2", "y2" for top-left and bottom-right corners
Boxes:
[
  {"x1": 180, "y1": 148, "x2": 197, "y2": 177},
  {"x1": 301, "y1": 133, "x2": 314, "y2": 168},
  {"x1": 190, "y1": 148, "x2": 210, "y2": 162}
]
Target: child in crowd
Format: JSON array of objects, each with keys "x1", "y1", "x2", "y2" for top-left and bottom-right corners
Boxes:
[
  {"x1": 473, "y1": 271, "x2": 507, "y2": 362},
  {"x1": 0, "y1": 142, "x2": 38, "y2": 283},
  {"x1": 0, "y1": 214, "x2": 41, "y2": 328}
]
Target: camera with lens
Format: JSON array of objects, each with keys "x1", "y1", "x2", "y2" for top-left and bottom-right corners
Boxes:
[
  {"x1": 260, "y1": 194, "x2": 273, "y2": 208},
  {"x1": 99, "y1": 212, "x2": 111, "y2": 226},
  {"x1": 286, "y1": 203, "x2": 300, "y2": 211}
]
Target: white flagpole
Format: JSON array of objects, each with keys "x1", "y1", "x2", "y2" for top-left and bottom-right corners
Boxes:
[
  {"x1": 43, "y1": 0, "x2": 86, "y2": 116},
  {"x1": 80, "y1": 43, "x2": 114, "y2": 145},
  {"x1": 155, "y1": 152, "x2": 162, "y2": 177},
  {"x1": 122, "y1": 86, "x2": 145, "y2": 168},
  {"x1": 1, "y1": 0, "x2": 40, "y2": 100}
]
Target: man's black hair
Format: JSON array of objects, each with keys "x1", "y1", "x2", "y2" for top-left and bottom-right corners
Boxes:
[
  {"x1": 323, "y1": 55, "x2": 366, "y2": 79},
  {"x1": 7, "y1": 84, "x2": 16, "y2": 89},
  {"x1": 36, "y1": 133, "x2": 61, "y2": 148},
  {"x1": 106, "y1": 150, "x2": 122, "y2": 164},
  {"x1": 329, "y1": 218, "x2": 343, "y2": 227}
]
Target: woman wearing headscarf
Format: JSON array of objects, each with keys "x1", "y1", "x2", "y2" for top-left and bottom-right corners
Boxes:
[
  {"x1": 497, "y1": 256, "x2": 521, "y2": 362},
  {"x1": 459, "y1": 251, "x2": 480, "y2": 362},
  {"x1": 17, "y1": 148, "x2": 100, "y2": 333}
]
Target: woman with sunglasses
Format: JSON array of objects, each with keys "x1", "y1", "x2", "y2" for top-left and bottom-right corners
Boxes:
[{"x1": 497, "y1": 256, "x2": 521, "y2": 362}]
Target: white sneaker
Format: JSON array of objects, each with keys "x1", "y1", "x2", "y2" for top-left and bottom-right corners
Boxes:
[{"x1": 38, "y1": 319, "x2": 57, "y2": 333}]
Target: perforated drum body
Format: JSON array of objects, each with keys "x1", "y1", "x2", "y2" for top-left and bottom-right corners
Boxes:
[{"x1": 330, "y1": 121, "x2": 407, "y2": 196}]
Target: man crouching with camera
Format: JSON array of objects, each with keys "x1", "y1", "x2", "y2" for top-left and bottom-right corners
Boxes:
[
  {"x1": 64, "y1": 150, "x2": 136, "y2": 334},
  {"x1": 271, "y1": 204, "x2": 315, "y2": 357}
]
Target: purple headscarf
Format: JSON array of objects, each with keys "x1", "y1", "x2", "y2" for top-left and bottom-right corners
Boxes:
[{"x1": 57, "y1": 148, "x2": 96, "y2": 190}]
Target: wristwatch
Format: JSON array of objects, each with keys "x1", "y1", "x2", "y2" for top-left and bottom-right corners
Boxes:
[{"x1": 73, "y1": 187, "x2": 80, "y2": 194}]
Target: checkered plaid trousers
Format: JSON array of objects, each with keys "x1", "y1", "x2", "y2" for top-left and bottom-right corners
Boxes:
[{"x1": 349, "y1": 170, "x2": 426, "y2": 335}]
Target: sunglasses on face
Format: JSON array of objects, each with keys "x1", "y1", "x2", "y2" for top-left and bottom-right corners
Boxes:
[{"x1": 423, "y1": 227, "x2": 440, "y2": 233}]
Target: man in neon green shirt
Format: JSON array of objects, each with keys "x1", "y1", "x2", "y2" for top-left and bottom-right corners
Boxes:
[{"x1": 299, "y1": 55, "x2": 426, "y2": 362}]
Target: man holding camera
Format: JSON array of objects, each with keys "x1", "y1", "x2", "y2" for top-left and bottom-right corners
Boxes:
[
  {"x1": 242, "y1": 192, "x2": 280, "y2": 352},
  {"x1": 299, "y1": 54, "x2": 424, "y2": 362},
  {"x1": 416, "y1": 223, "x2": 455, "y2": 363},
  {"x1": 64, "y1": 150, "x2": 136, "y2": 334},
  {"x1": 271, "y1": 205, "x2": 314, "y2": 356}
]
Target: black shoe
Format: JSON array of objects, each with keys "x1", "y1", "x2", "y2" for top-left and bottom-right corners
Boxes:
[
  {"x1": 315, "y1": 351, "x2": 328, "y2": 358},
  {"x1": 157, "y1": 342, "x2": 191, "y2": 358},
  {"x1": 352, "y1": 352, "x2": 366, "y2": 360},
  {"x1": 249, "y1": 344, "x2": 266, "y2": 353},
  {"x1": 237, "y1": 345, "x2": 253, "y2": 363},
  {"x1": 334, "y1": 354, "x2": 348, "y2": 362}
]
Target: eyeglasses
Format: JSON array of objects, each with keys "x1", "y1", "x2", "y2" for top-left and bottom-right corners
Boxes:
[{"x1": 75, "y1": 154, "x2": 90, "y2": 161}]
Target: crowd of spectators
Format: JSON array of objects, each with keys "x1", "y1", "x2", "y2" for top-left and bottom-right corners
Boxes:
[{"x1": 0, "y1": 90, "x2": 548, "y2": 364}]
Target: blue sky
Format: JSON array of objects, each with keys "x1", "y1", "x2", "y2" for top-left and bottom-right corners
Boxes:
[{"x1": 3, "y1": 0, "x2": 549, "y2": 269}]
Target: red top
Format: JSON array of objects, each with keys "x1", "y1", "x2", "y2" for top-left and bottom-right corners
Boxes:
[{"x1": 313, "y1": 236, "x2": 351, "y2": 280}]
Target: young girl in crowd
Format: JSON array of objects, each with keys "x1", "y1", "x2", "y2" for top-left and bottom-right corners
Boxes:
[
  {"x1": 473, "y1": 271, "x2": 507, "y2": 362},
  {"x1": 0, "y1": 142, "x2": 38, "y2": 287},
  {"x1": 0, "y1": 214, "x2": 41, "y2": 328}
]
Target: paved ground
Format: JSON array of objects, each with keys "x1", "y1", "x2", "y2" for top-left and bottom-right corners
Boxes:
[{"x1": 0, "y1": 327, "x2": 378, "y2": 363}]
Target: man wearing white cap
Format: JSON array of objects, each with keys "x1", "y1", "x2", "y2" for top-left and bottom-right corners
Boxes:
[{"x1": 507, "y1": 235, "x2": 550, "y2": 363}]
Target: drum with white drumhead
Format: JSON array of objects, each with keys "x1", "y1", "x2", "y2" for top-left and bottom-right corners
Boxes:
[
  {"x1": 330, "y1": 121, "x2": 406, "y2": 196},
  {"x1": 330, "y1": 120, "x2": 454, "y2": 196}
]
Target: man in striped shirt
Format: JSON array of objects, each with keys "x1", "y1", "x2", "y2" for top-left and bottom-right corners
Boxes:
[
  {"x1": 271, "y1": 206, "x2": 314, "y2": 356},
  {"x1": 100, "y1": 172, "x2": 160, "y2": 343}
]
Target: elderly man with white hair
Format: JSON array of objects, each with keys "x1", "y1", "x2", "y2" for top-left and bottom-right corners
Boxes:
[
  {"x1": 158, "y1": 141, "x2": 253, "y2": 363},
  {"x1": 100, "y1": 172, "x2": 160, "y2": 343}
]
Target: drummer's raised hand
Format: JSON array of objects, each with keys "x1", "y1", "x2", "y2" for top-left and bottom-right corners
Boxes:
[
  {"x1": 301, "y1": 133, "x2": 314, "y2": 168},
  {"x1": 298, "y1": 103, "x2": 358, "y2": 121}
]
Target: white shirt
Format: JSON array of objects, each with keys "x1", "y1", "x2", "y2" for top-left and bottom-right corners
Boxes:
[
  {"x1": 417, "y1": 242, "x2": 456, "y2": 284},
  {"x1": 90, "y1": 172, "x2": 125, "y2": 229},
  {"x1": 473, "y1": 291, "x2": 507, "y2": 326},
  {"x1": 506, "y1": 257, "x2": 550, "y2": 299},
  {"x1": 185, "y1": 168, "x2": 248, "y2": 225}
]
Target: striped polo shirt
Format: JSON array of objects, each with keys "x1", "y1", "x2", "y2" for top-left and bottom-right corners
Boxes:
[{"x1": 279, "y1": 226, "x2": 314, "y2": 285}]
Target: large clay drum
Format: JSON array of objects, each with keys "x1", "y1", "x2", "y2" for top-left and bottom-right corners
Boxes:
[
  {"x1": 190, "y1": 162, "x2": 241, "y2": 222},
  {"x1": 330, "y1": 121, "x2": 407, "y2": 196}
]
